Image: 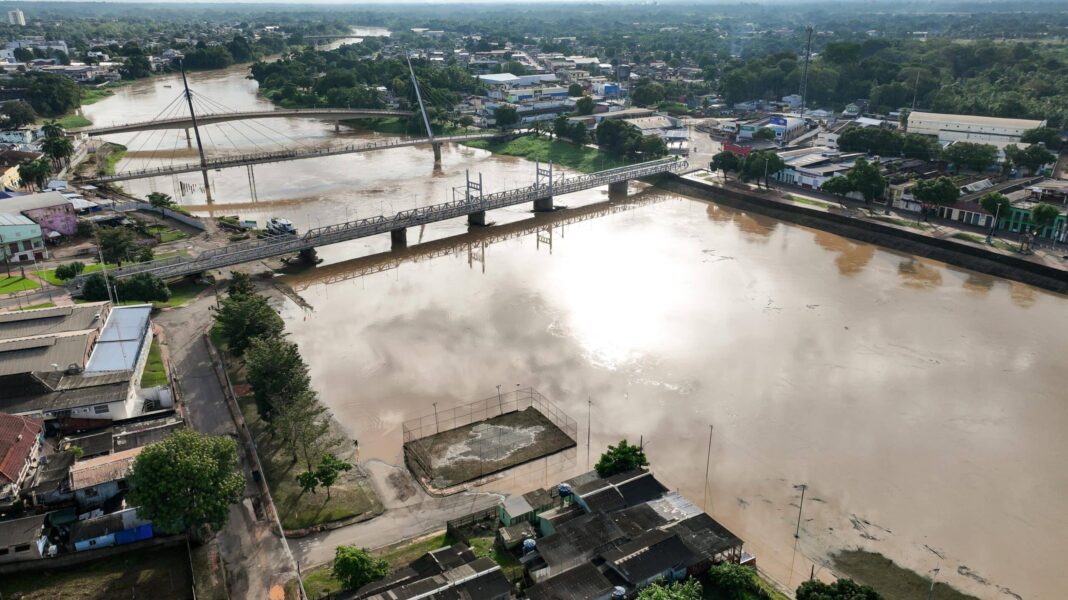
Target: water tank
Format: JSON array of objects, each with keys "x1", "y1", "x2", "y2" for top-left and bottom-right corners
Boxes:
[
  {"x1": 558, "y1": 483, "x2": 572, "y2": 497},
  {"x1": 612, "y1": 586, "x2": 626, "y2": 598},
  {"x1": 522, "y1": 538, "x2": 537, "y2": 554}
]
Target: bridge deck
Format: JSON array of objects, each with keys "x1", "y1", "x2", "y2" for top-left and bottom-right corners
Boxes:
[
  {"x1": 75, "y1": 108, "x2": 413, "y2": 137},
  {"x1": 75, "y1": 158, "x2": 686, "y2": 285}
]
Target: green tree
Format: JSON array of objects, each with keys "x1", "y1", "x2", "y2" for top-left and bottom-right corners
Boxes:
[
  {"x1": 227, "y1": 271, "x2": 256, "y2": 298},
  {"x1": 741, "y1": 151, "x2": 786, "y2": 189},
  {"x1": 120, "y1": 55, "x2": 153, "y2": 79},
  {"x1": 901, "y1": 133, "x2": 940, "y2": 160},
  {"x1": 568, "y1": 83, "x2": 584, "y2": 97},
  {"x1": 146, "y1": 192, "x2": 176, "y2": 219},
  {"x1": 97, "y1": 227, "x2": 140, "y2": 266},
  {"x1": 493, "y1": 105, "x2": 519, "y2": 129},
  {"x1": 596, "y1": 119, "x2": 644, "y2": 157},
  {"x1": 1011, "y1": 144, "x2": 1056, "y2": 174},
  {"x1": 315, "y1": 453, "x2": 353, "y2": 499},
  {"x1": 0, "y1": 101, "x2": 36, "y2": 128},
  {"x1": 275, "y1": 388, "x2": 334, "y2": 469},
  {"x1": 54, "y1": 261, "x2": 85, "y2": 281},
  {"x1": 753, "y1": 127, "x2": 776, "y2": 141},
  {"x1": 552, "y1": 115, "x2": 570, "y2": 140},
  {"x1": 979, "y1": 192, "x2": 1011, "y2": 231},
  {"x1": 126, "y1": 430, "x2": 244, "y2": 534},
  {"x1": 26, "y1": 73, "x2": 81, "y2": 117},
  {"x1": 41, "y1": 135, "x2": 74, "y2": 168},
  {"x1": 942, "y1": 142, "x2": 998, "y2": 172},
  {"x1": 569, "y1": 122, "x2": 588, "y2": 144},
  {"x1": 636, "y1": 579, "x2": 703, "y2": 600},
  {"x1": 1020, "y1": 127, "x2": 1062, "y2": 150},
  {"x1": 707, "y1": 563, "x2": 758, "y2": 600},
  {"x1": 17, "y1": 158, "x2": 50, "y2": 191},
  {"x1": 595, "y1": 439, "x2": 649, "y2": 477},
  {"x1": 912, "y1": 176, "x2": 959, "y2": 217},
  {"x1": 710, "y1": 151, "x2": 740, "y2": 179},
  {"x1": 1031, "y1": 203, "x2": 1061, "y2": 234},
  {"x1": 821, "y1": 176, "x2": 854, "y2": 197},
  {"x1": 118, "y1": 273, "x2": 170, "y2": 302},
  {"x1": 215, "y1": 292, "x2": 284, "y2": 356},
  {"x1": 246, "y1": 335, "x2": 312, "y2": 419},
  {"x1": 796, "y1": 578, "x2": 881, "y2": 600},
  {"x1": 846, "y1": 157, "x2": 887, "y2": 207},
  {"x1": 631, "y1": 81, "x2": 666, "y2": 107},
  {"x1": 80, "y1": 273, "x2": 111, "y2": 301},
  {"x1": 41, "y1": 121, "x2": 64, "y2": 140},
  {"x1": 575, "y1": 95, "x2": 595, "y2": 116},
  {"x1": 639, "y1": 134, "x2": 668, "y2": 158},
  {"x1": 333, "y1": 546, "x2": 390, "y2": 590},
  {"x1": 297, "y1": 469, "x2": 319, "y2": 495}
]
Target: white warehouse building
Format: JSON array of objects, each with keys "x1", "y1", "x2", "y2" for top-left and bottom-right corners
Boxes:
[{"x1": 906, "y1": 111, "x2": 1045, "y2": 145}]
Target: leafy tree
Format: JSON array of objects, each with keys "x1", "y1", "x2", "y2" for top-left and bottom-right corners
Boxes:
[
  {"x1": 120, "y1": 55, "x2": 152, "y2": 79},
  {"x1": 846, "y1": 157, "x2": 887, "y2": 207},
  {"x1": 639, "y1": 134, "x2": 668, "y2": 158},
  {"x1": 80, "y1": 273, "x2": 111, "y2": 301},
  {"x1": 979, "y1": 192, "x2": 1011, "y2": 230},
  {"x1": 821, "y1": 176, "x2": 854, "y2": 197},
  {"x1": 97, "y1": 227, "x2": 141, "y2": 266},
  {"x1": 227, "y1": 271, "x2": 256, "y2": 298},
  {"x1": 707, "y1": 563, "x2": 758, "y2": 600},
  {"x1": 246, "y1": 335, "x2": 312, "y2": 419},
  {"x1": 575, "y1": 95, "x2": 595, "y2": 116},
  {"x1": 753, "y1": 127, "x2": 776, "y2": 141},
  {"x1": 333, "y1": 546, "x2": 390, "y2": 590},
  {"x1": 1030, "y1": 203, "x2": 1061, "y2": 233},
  {"x1": 710, "y1": 151, "x2": 740, "y2": 179},
  {"x1": 315, "y1": 453, "x2": 353, "y2": 499},
  {"x1": 126, "y1": 430, "x2": 244, "y2": 534},
  {"x1": 901, "y1": 134, "x2": 940, "y2": 160},
  {"x1": 553, "y1": 115, "x2": 570, "y2": 140},
  {"x1": 837, "y1": 127, "x2": 903, "y2": 157},
  {"x1": 568, "y1": 83, "x2": 584, "y2": 97},
  {"x1": 215, "y1": 292, "x2": 284, "y2": 356},
  {"x1": 1020, "y1": 127, "x2": 1062, "y2": 151},
  {"x1": 636, "y1": 579, "x2": 703, "y2": 600},
  {"x1": 595, "y1": 439, "x2": 649, "y2": 477},
  {"x1": 569, "y1": 122, "x2": 588, "y2": 144},
  {"x1": 54, "y1": 261, "x2": 85, "y2": 281},
  {"x1": 183, "y1": 46, "x2": 234, "y2": 70},
  {"x1": 912, "y1": 176, "x2": 959, "y2": 217},
  {"x1": 0, "y1": 101, "x2": 36, "y2": 128},
  {"x1": 596, "y1": 119, "x2": 644, "y2": 157},
  {"x1": 12, "y1": 47, "x2": 33, "y2": 62},
  {"x1": 741, "y1": 151, "x2": 786, "y2": 189},
  {"x1": 146, "y1": 192, "x2": 176, "y2": 219},
  {"x1": 631, "y1": 81, "x2": 666, "y2": 107},
  {"x1": 796, "y1": 578, "x2": 881, "y2": 600},
  {"x1": 26, "y1": 73, "x2": 81, "y2": 117},
  {"x1": 18, "y1": 158, "x2": 50, "y2": 191},
  {"x1": 493, "y1": 105, "x2": 519, "y2": 129},
  {"x1": 942, "y1": 142, "x2": 998, "y2": 172},
  {"x1": 1007, "y1": 144, "x2": 1056, "y2": 175},
  {"x1": 297, "y1": 469, "x2": 319, "y2": 495},
  {"x1": 117, "y1": 273, "x2": 170, "y2": 302}
]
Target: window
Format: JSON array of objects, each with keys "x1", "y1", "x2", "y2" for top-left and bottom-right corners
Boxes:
[
  {"x1": 13, "y1": 544, "x2": 30, "y2": 553},
  {"x1": 93, "y1": 404, "x2": 110, "y2": 415},
  {"x1": 0, "y1": 548, "x2": 9, "y2": 555}
]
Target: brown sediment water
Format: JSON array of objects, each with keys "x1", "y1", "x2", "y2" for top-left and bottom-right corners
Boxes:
[{"x1": 87, "y1": 64, "x2": 1068, "y2": 600}]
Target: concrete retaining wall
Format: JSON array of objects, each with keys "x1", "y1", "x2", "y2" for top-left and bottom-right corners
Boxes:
[
  {"x1": 124, "y1": 202, "x2": 206, "y2": 231},
  {"x1": 0, "y1": 534, "x2": 187, "y2": 575},
  {"x1": 660, "y1": 176, "x2": 1068, "y2": 294}
]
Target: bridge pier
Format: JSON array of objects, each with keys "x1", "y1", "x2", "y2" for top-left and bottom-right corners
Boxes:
[
  {"x1": 298, "y1": 248, "x2": 319, "y2": 264},
  {"x1": 391, "y1": 228, "x2": 407, "y2": 249},
  {"x1": 467, "y1": 211, "x2": 487, "y2": 226},
  {"x1": 432, "y1": 143, "x2": 442, "y2": 163},
  {"x1": 184, "y1": 128, "x2": 191, "y2": 146},
  {"x1": 533, "y1": 196, "x2": 554, "y2": 212},
  {"x1": 608, "y1": 180, "x2": 629, "y2": 196},
  {"x1": 334, "y1": 121, "x2": 340, "y2": 133}
]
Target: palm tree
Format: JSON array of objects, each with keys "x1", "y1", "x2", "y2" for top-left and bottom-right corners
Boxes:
[
  {"x1": 41, "y1": 120, "x2": 64, "y2": 140},
  {"x1": 17, "y1": 158, "x2": 50, "y2": 191},
  {"x1": 41, "y1": 136, "x2": 74, "y2": 169}
]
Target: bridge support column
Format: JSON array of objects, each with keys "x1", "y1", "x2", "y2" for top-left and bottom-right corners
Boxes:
[
  {"x1": 298, "y1": 248, "x2": 319, "y2": 264},
  {"x1": 391, "y1": 228, "x2": 407, "y2": 249},
  {"x1": 334, "y1": 121, "x2": 340, "y2": 133},
  {"x1": 184, "y1": 128, "x2": 191, "y2": 146},
  {"x1": 467, "y1": 211, "x2": 487, "y2": 226},
  {"x1": 534, "y1": 196, "x2": 554, "y2": 212},
  {"x1": 432, "y1": 142, "x2": 442, "y2": 163},
  {"x1": 608, "y1": 180, "x2": 629, "y2": 196}
]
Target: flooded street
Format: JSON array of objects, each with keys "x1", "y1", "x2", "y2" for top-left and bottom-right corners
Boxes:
[{"x1": 86, "y1": 66, "x2": 1068, "y2": 600}]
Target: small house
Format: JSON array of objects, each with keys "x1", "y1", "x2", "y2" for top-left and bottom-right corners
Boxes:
[
  {"x1": 0, "y1": 412, "x2": 43, "y2": 507},
  {"x1": 70, "y1": 507, "x2": 153, "y2": 552},
  {"x1": 0, "y1": 513, "x2": 49, "y2": 563}
]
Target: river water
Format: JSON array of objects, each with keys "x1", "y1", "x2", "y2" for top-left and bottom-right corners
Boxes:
[{"x1": 84, "y1": 63, "x2": 1068, "y2": 600}]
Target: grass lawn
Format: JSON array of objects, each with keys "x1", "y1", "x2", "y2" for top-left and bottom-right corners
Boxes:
[
  {"x1": 0, "y1": 543, "x2": 193, "y2": 599},
  {"x1": 464, "y1": 136, "x2": 628, "y2": 173},
  {"x1": 871, "y1": 215, "x2": 932, "y2": 231},
  {"x1": 36, "y1": 262, "x2": 107, "y2": 286},
  {"x1": 303, "y1": 532, "x2": 453, "y2": 599},
  {"x1": 101, "y1": 143, "x2": 128, "y2": 176},
  {"x1": 140, "y1": 339, "x2": 167, "y2": 387},
  {"x1": 146, "y1": 224, "x2": 188, "y2": 243},
  {"x1": 834, "y1": 550, "x2": 979, "y2": 600},
  {"x1": 0, "y1": 275, "x2": 40, "y2": 294},
  {"x1": 155, "y1": 279, "x2": 210, "y2": 308},
  {"x1": 238, "y1": 393, "x2": 381, "y2": 530},
  {"x1": 785, "y1": 194, "x2": 833, "y2": 209},
  {"x1": 350, "y1": 116, "x2": 472, "y2": 137},
  {"x1": 17, "y1": 301, "x2": 57, "y2": 310},
  {"x1": 467, "y1": 535, "x2": 524, "y2": 581},
  {"x1": 951, "y1": 232, "x2": 1018, "y2": 252},
  {"x1": 55, "y1": 114, "x2": 93, "y2": 129}
]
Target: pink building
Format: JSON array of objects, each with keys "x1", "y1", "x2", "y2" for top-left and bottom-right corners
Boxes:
[{"x1": 0, "y1": 191, "x2": 77, "y2": 238}]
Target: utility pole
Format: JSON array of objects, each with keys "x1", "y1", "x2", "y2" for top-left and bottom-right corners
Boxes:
[
  {"x1": 586, "y1": 397, "x2": 592, "y2": 470},
  {"x1": 798, "y1": 26, "x2": 813, "y2": 120},
  {"x1": 702, "y1": 424, "x2": 714, "y2": 510},
  {"x1": 432, "y1": 401, "x2": 439, "y2": 434},
  {"x1": 927, "y1": 567, "x2": 940, "y2": 600},
  {"x1": 179, "y1": 59, "x2": 212, "y2": 203},
  {"x1": 794, "y1": 484, "x2": 808, "y2": 538}
]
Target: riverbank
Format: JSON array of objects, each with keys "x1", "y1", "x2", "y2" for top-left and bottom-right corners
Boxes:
[
  {"x1": 662, "y1": 172, "x2": 1068, "y2": 294},
  {"x1": 464, "y1": 135, "x2": 628, "y2": 173},
  {"x1": 833, "y1": 550, "x2": 980, "y2": 600}
]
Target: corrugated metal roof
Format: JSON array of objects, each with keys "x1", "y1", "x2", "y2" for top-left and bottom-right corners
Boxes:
[
  {"x1": 0, "y1": 370, "x2": 131, "y2": 415},
  {"x1": 0, "y1": 213, "x2": 35, "y2": 226},
  {"x1": 0, "y1": 331, "x2": 91, "y2": 377},
  {"x1": 0, "y1": 302, "x2": 108, "y2": 342},
  {"x1": 0, "y1": 191, "x2": 71, "y2": 213},
  {"x1": 70, "y1": 446, "x2": 142, "y2": 490}
]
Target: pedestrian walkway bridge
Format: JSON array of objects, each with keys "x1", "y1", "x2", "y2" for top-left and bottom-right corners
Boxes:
[
  {"x1": 81, "y1": 132, "x2": 504, "y2": 184},
  {"x1": 73, "y1": 108, "x2": 413, "y2": 137},
  {"x1": 72, "y1": 157, "x2": 686, "y2": 286}
]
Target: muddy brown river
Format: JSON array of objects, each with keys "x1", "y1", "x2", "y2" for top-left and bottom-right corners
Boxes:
[{"x1": 85, "y1": 63, "x2": 1068, "y2": 600}]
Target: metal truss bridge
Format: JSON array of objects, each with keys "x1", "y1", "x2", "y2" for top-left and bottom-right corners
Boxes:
[
  {"x1": 72, "y1": 158, "x2": 686, "y2": 286},
  {"x1": 73, "y1": 108, "x2": 413, "y2": 137}
]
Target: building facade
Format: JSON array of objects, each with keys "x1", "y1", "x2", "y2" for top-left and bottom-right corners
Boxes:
[
  {"x1": 907, "y1": 111, "x2": 1045, "y2": 144},
  {"x1": 0, "y1": 213, "x2": 47, "y2": 262}
]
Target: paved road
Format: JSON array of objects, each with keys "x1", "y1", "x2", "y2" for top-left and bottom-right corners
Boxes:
[
  {"x1": 288, "y1": 460, "x2": 502, "y2": 569},
  {"x1": 157, "y1": 293, "x2": 301, "y2": 600}
]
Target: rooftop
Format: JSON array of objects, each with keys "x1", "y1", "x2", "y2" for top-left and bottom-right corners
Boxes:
[
  {"x1": 85, "y1": 305, "x2": 152, "y2": 373},
  {"x1": 0, "y1": 331, "x2": 94, "y2": 378},
  {"x1": 0, "y1": 512, "x2": 46, "y2": 546},
  {"x1": 0, "y1": 302, "x2": 108, "y2": 342},
  {"x1": 526, "y1": 561, "x2": 615, "y2": 600},
  {"x1": 908, "y1": 111, "x2": 1044, "y2": 129},
  {"x1": 70, "y1": 446, "x2": 142, "y2": 490},
  {"x1": 0, "y1": 213, "x2": 35, "y2": 227},
  {"x1": 0, "y1": 190, "x2": 71, "y2": 213},
  {"x1": 0, "y1": 412, "x2": 41, "y2": 484},
  {"x1": 70, "y1": 507, "x2": 150, "y2": 542},
  {"x1": 0, "y1": 369, "x2": 131, "y2": 416}
]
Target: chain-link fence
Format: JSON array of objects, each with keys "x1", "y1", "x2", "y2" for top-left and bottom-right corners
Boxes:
[{"x1": 403, "y1": 387, "x2": 577, "y2": 445}]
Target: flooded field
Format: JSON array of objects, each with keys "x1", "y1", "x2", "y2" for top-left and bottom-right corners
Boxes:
[{"x1": 85, "y1": 65, "x2": 1068, "y2": 600}]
